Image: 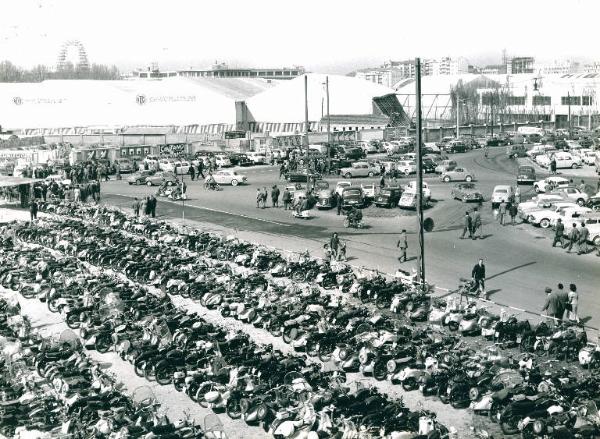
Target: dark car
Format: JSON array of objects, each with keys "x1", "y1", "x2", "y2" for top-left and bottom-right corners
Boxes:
[
  {"x1": 447, "y1": 141, "x2": 468, "y2": 153},
  {"x1": 374, "y1": 187, "x2": 402, "y2": 208},
  {"x1": 451, "y1": 182, "x2": 484, "y2": 203},
  {"x1": 506, "y1": 144, "x2": 528, "y2": 158},
  {"x1": 342, "y1": 147, "x2": 366, "y2": 161},
  {"x1": 330, "y1": 158, "x2": 353, "y2": 174},
  {"x1": 422, "y1": 158, "x2": 437, "y2": 173},
  {"x1": 285, "y1": 170, "x2": 322, "y2": 183},
  {"x1": 341, "y1": 187, "x2": 365, "y2": 208},
  {"x1": 229, "y1": 153, "x2": 252, "y2": 167},
  {"x1": 554, "y1": 139, "x2": 569, "y2": 150},
  {"x1": 486, "y1": 137, "x2": 508, "y2": 147},
  {"x1": 516, "y1": 165, "x2": 536, "y2": 185}
]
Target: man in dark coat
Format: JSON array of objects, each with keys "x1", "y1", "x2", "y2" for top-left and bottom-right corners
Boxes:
[
  {"x1": 282, "y1": 188, "x2": 292, "y2": 210},
  {"x1": 471, "y1": 258, "x2": 486, "y2": 298},
  {"x1": 336, "y1": 192, "x2": 343, "y2": 216},
  {"x1": 552, "y1": 218, "x2": 565, "y2": 248},
  {"x1": 471, "y1": 207, "x2": 482, "y2": 239},
  {"x1": 565, "y1": 223, "x2": 579, "y2": 253},
  {"x1": 542, "y1": 287, "x2": 567, "y2": 322},
  {"x1": 578, "y1": 221, "x2": 589, "y2": 255},
  {"x1": 330, "y1": 232, "x2": 340, "y2": 260},
  {"x1": 29, "y1": 200, "x2": 38, "y2": 221},
  {"x1": 189, "y1": 165, "x2": 196, "y2": 181},
  {"x1": 397, "y1": 229, "x2": 408, "y2": 262},
  {"x1": 271, "y1": 185, "x2": 280, "y2": 208},
  {"x1": 460, "y1": 211, "x2": 472, "y2": 239}
]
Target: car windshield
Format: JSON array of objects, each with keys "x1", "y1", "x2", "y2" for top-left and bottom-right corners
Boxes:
[
  {"x1": 345, "y1": 189, "x2": 361, "y2": 196},
  {"x1": 495, "y1": 189, "x2": 508, "y2": 193}
]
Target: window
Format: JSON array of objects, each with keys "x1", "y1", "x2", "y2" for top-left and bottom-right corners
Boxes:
[
  {"x1": 583, "y1": 96, "x2": 593, "y2": 105},
  {"x1": 561, "y1": 96, "x2": 581, "y2": 105},
  {"x1": 533, "y1": 95, "x2": 551, "y2": 106},
  {"x1": 506, "y1": 96, "x2": 526, "y2": 106}
]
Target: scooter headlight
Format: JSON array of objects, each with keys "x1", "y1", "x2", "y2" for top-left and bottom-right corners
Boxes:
[
  {"x1": 533, "y1": 420, "x2": 545, "y2": 434},
  {"x1": 387, "y1": 360, "x2": 397, "y2": 373}
]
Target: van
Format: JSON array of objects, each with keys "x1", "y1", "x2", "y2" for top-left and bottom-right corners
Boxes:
[
  {"x1": 491, "y1": 185, "x2": 515, "y2": 208},
  {"x1": 434, "y1": 159, "x2": 457, "y2": 174}
]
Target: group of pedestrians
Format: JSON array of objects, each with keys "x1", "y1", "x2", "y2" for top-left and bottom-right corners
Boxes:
[
  {"x1": 496, "y1": 200, "x2": 519, "y2": 226},
  {"x1": 460, "y1": 207, "x2": 483, "y2": 239},
  {"x1": 132, "y1": 195, "x2": 157, "y2": 218},
  {"x1": 552, "y1": 219, "x2": 592, "y2": 255},
  {"x1": 327, "y1": 232, "x2": 347, "y2": 261},
  {"x1": 256, "y1": 185, "x2": 282, "y2": 209},
  {"x1": 542, "y1": 283, "x2": 579, "y2": 323}
]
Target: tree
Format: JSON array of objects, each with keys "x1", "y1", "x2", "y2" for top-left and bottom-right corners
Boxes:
[
  {"x1": 0, "y1": 61, "x2": 24, "y2": 82},
  {"x1": 0, "y1": 60, "x2": 121, "y2": 82}
]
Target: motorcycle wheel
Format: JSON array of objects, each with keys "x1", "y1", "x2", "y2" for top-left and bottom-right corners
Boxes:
[
  {"x1": 48, "y1": 298, "x2": 60, "y2": 313},
  {"x1": 373, "y1": 360, "x2": 388, "y2": 381},
  {"x1": 402, "y1": 378, "x2": 417, "y2": 391},
  {"x1": 173, "y1": 380, "x2": 185, "y2": 392},
  {"x1": 65, "y1": 312, "x2": 80, "y2": 329},
  {"x1": 305, "y1": 340, "x2": 319, "y2": 357},
  {"x1": 134, "y1": 360, "x2": 146, "y2": 378},
  {"x1": 500, "y1": 415, "x2": 520, "y2": 435},
  {"x1": 21, "y1": 287, "x2": 35, "y2": 299},
  {"x1": 155, "y1": 367, "x2": 173, "y2": 386},
  {"x1": 291, "y1": 271, "x2": 305, "y2": 282},
  {"x1": 375, "y1": 295, "x2": 389, "y2": 310},
  {"x1": 95, "y1": 334, "x2": 112, "y2": 354},
  {"x1": 226, "y1": 398, "x2": 242, "y2": 419},
  {"x1": 318, "y1": 344, "x2": 334, "y2": 362}
]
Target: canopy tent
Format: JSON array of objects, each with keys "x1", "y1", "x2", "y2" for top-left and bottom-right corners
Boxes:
[{"x1": 0, "y1": 176, "x2": 43, "y2": 187}]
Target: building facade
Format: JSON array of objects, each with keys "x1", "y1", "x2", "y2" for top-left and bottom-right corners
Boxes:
[
  {"x1": 507, "y1": 57, "x2": 535, "y2": 74},
  {"x1": 127, "y1": 63, "x2": 305, "y2": 80}
]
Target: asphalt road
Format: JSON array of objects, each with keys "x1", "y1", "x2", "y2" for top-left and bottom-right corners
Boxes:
[{"x1": 101, "y1": 149, "x2": 600, "y2": 328}]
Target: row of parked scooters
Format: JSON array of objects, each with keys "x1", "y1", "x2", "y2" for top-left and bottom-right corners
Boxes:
[
  {"x1": 0, "y1": 288, "x2": 207, "y2": 438},
  {"x1": 0, "y1": 215, "x2": 452, "y2": 437},
  {"x1": 10, "y1": 200, "x2": 600, "y2": 437}
]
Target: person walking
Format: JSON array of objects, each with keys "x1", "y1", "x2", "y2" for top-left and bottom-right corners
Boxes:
[
  {"x1": 552, "y1": 218, "x2": 565, "y2": 248},
  {"x1": 141, "y1": 197, "x2": 148, "y2": 216},
  {"x1": 397, "y1": 229, "x2": 408, "y2": 262},
  {"x1": 256, "y1": 188, "x2": 262, "y2": 208},
  {"x1": 279, "y1": 164, "x2": 286, "y2": 179},
  {"x1": 472, "y1": 207, "x2": 482, "y2": 239},
  {"x1": 565, "y1": 223, "x2": 579, "y2": 253},
  {"x1": 282, "y1": 188, "x2": 292, "y2": 210},
  {"x1": 29, "y1": 199, "x2": 38, "y2": 221},
  {"x1": 336, "y1": 193, "x2": 343, "y2": 216},
  {"x1": 261, "y1": 187, "x2": 268, "y2": 208},
  {"x1": 379, "y1": 175, "x2": 385, "y2": 189},
  {"x1": 550, "y1": 158, "x2": 557, "y2": 175},
  {"x1": 567, "y1": 284, "x2": 579, "y2": 322},
  {"x1": 460, "y1": 211, "x2": 473, "y2": 239},
  {"x1": 132, "y1": 197, "x2": 141, "y2": 217},
  {"x1": 579, "y1": 179, "x2": 586, "y2": 194},
  {"x1": 514, "y1": 186, "x2": 521, "y2": 205},
  {"x1": 271, "y1": 185, "x2": 280, "y2": 208},
  {"x1": 577, "y1": 221, "x2": 589, "y2": 255},
  {"x1": 147, "y1": 195, "x2": 157, "y2": 218},
  {"x1": 197, "y1": 160, "x2": 205, "y2": 179},
  {"x1": 116, "y1": 163, "x2": 121, "y2": 180},
  {"x1": 542, "y1": 287, "x2": 565, "y2": 322},
  {"x1": 329, "y1": 232, "x2": 340, "y2": 260},
  {"x1": 471, "y1": 258, "x2": 487, "y2": 298},
  {"x1": 508, "y1": 203, "x2": 518, "y2": 225},
  {"x1": 498, "y1": 200, "x2": 507, "y2": 226},
  {"x1": 189, "y1": 165, "x2": 196, "y2": 181}
]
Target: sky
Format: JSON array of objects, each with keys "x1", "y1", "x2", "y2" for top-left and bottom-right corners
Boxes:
[{"x1": 2, "y1": 0, "x2": 599, "y2": 74}]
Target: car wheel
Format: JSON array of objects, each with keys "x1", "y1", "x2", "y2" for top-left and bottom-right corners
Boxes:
[
  {"x1": 540, "y1": 218, "x2": 551, "y2": 228},
  {"x1": 465, "y1": 176, "x2": 472, "y2": 182},
  {"x1": 230, "y1": 179, "x2": 239, "y2": 187},
  {"x1": 577, "y1": 198, "x2": 584, "y2": 206},
  {"x1": 344, "y1": 172, "x2": 352, "y2": 179},
  {"x1": 368, "y1": 171, "x2": 374, "y2": 177},
  {"x1": 462, "y1": 196, "x2": 468, "y2": 203},
  {"x1": 572, "y1": 163, "x2": 578, "y2": 169},
  {"x1": 136, "y1": 180, "x2": 141, "y2": 185},
  {"x1": 443, "y1": 176, "x2": 451, "y2": 182},
  {"x1": 167, "y1": 181, "x2": 173, "y2": 186},
  {"x1": 594, "y1": 236, "x2": 600, "y2": 246},
  {"x1": 128, "y1": 182, "x2": 133, "y2": 185},
  {"x1": 534, "y1": 185, "x2": 541, "y2": 193},
  {"x1": 146, "y1": 181, "x2": 152, "y2": 186}
]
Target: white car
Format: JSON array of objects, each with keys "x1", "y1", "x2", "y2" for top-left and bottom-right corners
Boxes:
[
  {"x1": 339, "y1": 162, "x2": 379, "y2": 178},
  {"x1": 159, "y1": 159, "x2": 175, "y2": 172},
  {"x1": 215, "y1": 155, "x2": 232, "y2": 168},
  {"x1": 534, "y1": 176, "x2": 570, "y2": 193},
  {"x1": 550, "y1": 206, "x2": 592, "y2": 228},
  {"x1": 555, "y1": 151, "x2": 582, "y2": 169},
  {"x1": 550, "y1": 187, "x2": 589, "y2": 206},
  {"x1": 175, "y1": 161, "x2": 191, "y2": 175},
  {"x1": 403, "y1": 181, "x2": 431, "y2": 199},
  {"x1": 212, "y1": 170, "x2": 247, "y2": 186},
  {"x1": 335, "y1": 181, "x2": 352, "y2": 197},
  {"x1": 527, "y1": 202, "x2": 579, "y2": 228},
  {"x1": 579, "y1": 150, "x2": 598, "y2": 165},
  {"x1": 517, "y1": 194, "x2": 566, "y2": 219},
  {"x1": 396, "y1": 160, "x2": 417, "y2": 176},
  {"x1": 246, "y1": 152, "x2": 266, "y2": 164},
  {"x1": 564, "y1": 213, "x2": 600, "y2": 245},
  {"x1": 361, "y1": 183, "x2": 376, "y2": 199}
]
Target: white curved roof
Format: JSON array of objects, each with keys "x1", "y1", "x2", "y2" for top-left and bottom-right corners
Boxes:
[{"x1": 245, "y1": 73, "x2": 396, "y2": 123}]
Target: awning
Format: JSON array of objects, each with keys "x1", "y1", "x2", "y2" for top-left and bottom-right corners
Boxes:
[{"x1": 0, "y1": 176, "x2": 44, "y2": 187}]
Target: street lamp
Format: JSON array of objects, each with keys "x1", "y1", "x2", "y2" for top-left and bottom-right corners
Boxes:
[{"x1": 456, "y1": 98, "x2": 467, "y2": 139}]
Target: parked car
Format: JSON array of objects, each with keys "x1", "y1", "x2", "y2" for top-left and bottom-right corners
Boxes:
[
  {"x1": 215, "y1": 155, "x2": 232, "y2": 168},
  {"x1": 339, "y1": 162, "x2": 379, "y2": 178},
  {"x1": 359, "y1": 141, "x2": 380, "y2": 154},
  {"x1": 126, "y1": 170, "x2": 154, "y2": 185},
  {"x1": 527, "y1": 202, "x2": 581, "y2": 228},
  {"x1": 145, "y1": 171, "x2": 178, "y2": 186},
  {"x1": 361, "y1": 183, "x2": 376, "y2": 199},
  {"x1": 175, "y1": 161, "x2": 191, "y2": 175},
  {"x1": 451, "y1": 182, "x2": 484, "y2": 203},
  {"x1": 315, "y1": 180, "x2": 336, "y2": 209},
  {"x1": 335, "y1": 181, "x2": 352, "y2": 197},
  {"x1": 440, "y1": 167, "x2": 475, "y2": 182},
  {"x1": 285, "y1": 170, "x2": 321, "y2": 183},
  {"x1": 212, "y1": 169, "x2": 247, "y2": 186},
  {"x1": 446, "y1": 140, "x2": 468, "y2": 153},
  {"x1": 517, "y1": 195, "x2": 567, "y2": 220},
  {"x1": 229, "y1": 153, "x2": 253, "y2": 167},
  {"x1": 491, "y1": 185, "x2": 515, "y2": 207},
  {"x1": 341, "y1": 147, "x2": 366, "y2": 161},
  {"x1": 398, "y1": 191, "x2": 429, "y2": 209},
  {"x1": 516, "y1": 165, "x2": 536, "y2": 185},
  {"x1": 396, "y1": 160, "x2": 417, "y2": 176},
  {"x1": 246, "y1": 152, "x2": 267, "y2": 164},
  {"x1": 506, "y1": 144, "x2": 528, "y2": 158},
  {"x1": 374, "y1": 187, "x2": 402, "y2": 208},
  {"x1": 403, "y1": 181, "x2": 431, "y2": 199},
  {"x1": 550, "y1": 187, "x2": 589, "y2": 206},
  {"x1": 534, "y1": 176, "x2": 570, "y2": 193},
  {"x1": 564, "y1": 213, "x2": 600, "y2": 245},
  {"x1": 422, "y1": 158, "x2": 437, "y2": 173},
  {"x1": 550, "y1": 205, "x2": 593, "y2": 228},
  {"x1": 341, "y1": 187, "x2": 365, "y2": 208},
  {"x1": 115, "y1": 158, "x2": 134, "y2": 173},
  {"x1": 550, "y1": 151, "x2": 582, "y2": 169}
]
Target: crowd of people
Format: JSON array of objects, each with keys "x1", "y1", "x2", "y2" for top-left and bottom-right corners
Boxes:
[{"x1": 542, "y1": 283, "x2": 580, "y2": 323}]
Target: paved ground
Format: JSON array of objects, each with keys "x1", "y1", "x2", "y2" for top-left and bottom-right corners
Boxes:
[{"x1": 100, "y1": 148, "x2": 600, "y2": 331}]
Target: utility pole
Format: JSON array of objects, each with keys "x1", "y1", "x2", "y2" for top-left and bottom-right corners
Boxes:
[
  {"x1": 456, "y1": 97, "x2": 460, "y2": 138},
  {"x1": 567, "y1": 91, "x2": 572, "y2": 138},
  {"x1": 415, "y1": 58, "x2": 426, "y2": 288},
  {"x1": 304, "y1": 75, "x2": 310, "y2": 169},
  {"x1": 326, "y1": 76, "x2": 331, "y2": 164},
  {"x1": 490, "y1": 94, "x2": 494, "y2": 137}
]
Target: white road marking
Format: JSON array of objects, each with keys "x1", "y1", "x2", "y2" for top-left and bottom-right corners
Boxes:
[{"x1": 112, "y1": 193, "x2": 291, "y2": 227}]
